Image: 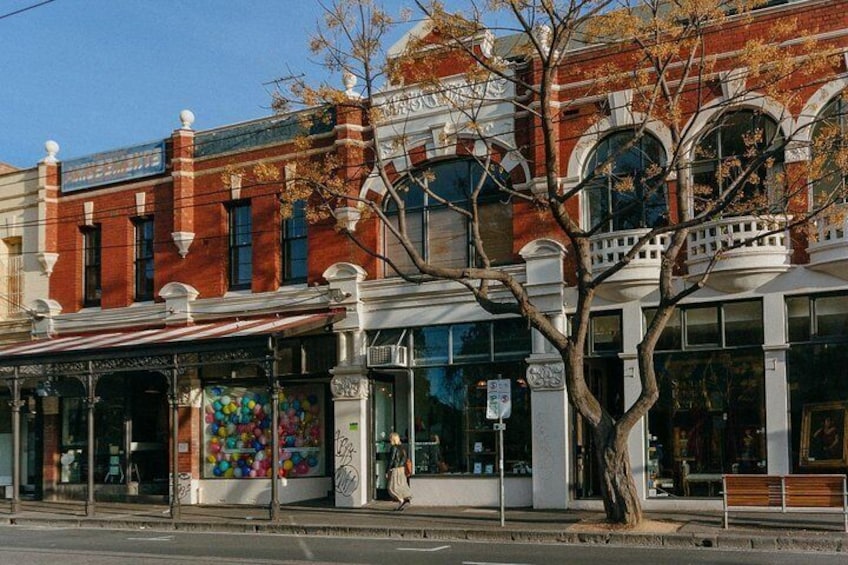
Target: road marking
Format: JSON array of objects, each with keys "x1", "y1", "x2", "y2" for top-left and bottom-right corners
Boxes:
[
  {"x1": 397, "y1": 545, "x2": 450, "y2": 552},
  {"x1": 125, "y1": 535, "x2": 174, "y2": 541},
  {"x1": 289, "y1": 514, "x2": 314, "y2": 559},
  {"x1": 463, "y1": 562, "x2": 531, "y2": 565}
]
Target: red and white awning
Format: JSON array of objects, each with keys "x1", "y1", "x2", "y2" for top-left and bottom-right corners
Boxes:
[{"x1": 0, "y1": 312, "x2": 341, "y2": 360}]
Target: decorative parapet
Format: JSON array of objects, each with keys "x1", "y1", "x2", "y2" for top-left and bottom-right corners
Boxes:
[
  {"x1": 330, "y1": 372, "x2": 369, "y2": 400},
  {"x1": 807, "y1": 206, "x2": 848, "y2": 281},
  {"x1": 526, "y1": 361, "x2": 566, "y2": 392},
  {"x1": 590, "y1": 229, "x2": 669, "y2": 301},
  {"x1": 686, "y1": 215, "x2": 791, "y2": 293}
]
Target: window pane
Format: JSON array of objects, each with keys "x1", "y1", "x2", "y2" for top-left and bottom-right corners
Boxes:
[
  {"x1": 385, "y1": 212, "x2": 423, "y2": 276},
  {"x1": 452, "y1": 323, "x2": 491, "y2": 362},
  {"x1": 591, "y1": 313, "x2": 622, "y2": 353},
  {"x1": 685, "y1": 306, "x2": 720, "y2": 346},
  {"x1": 723, "y1": 301, "x2": 763, "y2": 346},
  {"x1": 229, "y1": 203, "x2": 252, "y2": 288},
  {"x1": 645, "y1": 308, "x2": 682, "y2": 351},
  {"x1": 412, "y1": 326, "x2": 449, "y2": 365},
  {"x1": 412, "y1": 362, "x2": 531, "y2": 475},
  {"x1": 283, "y1": 201, "x2": 308, "y2": 284},
  {"x1": 428, "y1": 207, "x2": 467, "y2": 269},
  {"x1": 202, "y1": 384, "x2": 326, "y2": 479},
  {"x1": 786, "y1": 296, "x2": 811, "y2": 342},
  {"x1": 816, "y1": 295, "x2": 848, "y2": 338},
  {"x1": 493, "y1": 318, "x2": 531, "y2": 360},
  {"x1": 134, "y1": 219, "x2": 154, "y2": 301},
  {"x1": 478, "y1": 201, "x2": 513, "y2": 265},
  {"x1": 83, "y1": 227, "x2": 101, "y2": 306},
  {"x1": 584, "y1": 132, "x2": 667, "y2": 231},
  {"x1": 649, "y1": 349, "x2": 766, "y2": 497}
]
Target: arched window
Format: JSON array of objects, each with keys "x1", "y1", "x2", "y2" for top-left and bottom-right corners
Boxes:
[
  {"x1": 385, "y1": 158, "x2": 512, "y2": 275},
  {"x1": 811, "y1": 94, "x2": 848, "y2": 207},
  {"x1": 692, "y1": 110, "x2": 785, "y2": 215},
  {"x1": 584, "y1": 131, "x2": 667, "y2": 232}
]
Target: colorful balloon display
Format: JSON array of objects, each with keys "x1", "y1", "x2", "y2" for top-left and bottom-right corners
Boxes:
[{"x1": 203, "y1": 385, "x2": 323, "y2": 479}]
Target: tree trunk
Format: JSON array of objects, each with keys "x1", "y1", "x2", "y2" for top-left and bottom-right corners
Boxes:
[{"x1": 597, "y1": 427, "x2": 643, "y2": 527}]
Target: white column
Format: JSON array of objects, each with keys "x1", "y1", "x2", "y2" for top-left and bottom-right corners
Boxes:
[
  {"x1": 619, "y1": 301, "x2": 647, "y2": 500},
  {"x1": 330, "y1": 370, "x2": 370, "y2": 508},
  {"x1": 526, "y1": 355, "x2": 569, "y2": 509},
  {"x1": 762, "y1": 293, "x2": 790, "y2": 474}
]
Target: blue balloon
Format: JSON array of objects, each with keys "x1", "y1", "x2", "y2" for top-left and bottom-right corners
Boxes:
[
  {"x1": 211, "y1": 423, "x2": 219, "y2": 434},
  {"x1": 215, "y1": 411, "x2": 225, "y2": 422},
  {"x1": 307, "y1": 456, "x2": 318, "y2": 467},
  {"x1": 213, "y1": 466, "x2": 223, "y2": 477}
]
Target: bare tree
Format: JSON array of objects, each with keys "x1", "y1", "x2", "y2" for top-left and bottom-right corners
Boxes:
[{"x1": 269, "y1": 0, "x2": 848, "y2": 526}]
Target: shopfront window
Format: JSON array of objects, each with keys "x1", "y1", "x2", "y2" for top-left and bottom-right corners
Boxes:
[
  {"x1": 405, "y1": 319, "x2": 532, "y2": 476},
  {"x1": 645, "y1": 300, "x2": 765, "y2": 498},
  {"x1": 202, "y1": 383, "x2": 326, "y2": 479},
  {"x1": 786, "y1": 292, "x2": 848, "y2": 472}
]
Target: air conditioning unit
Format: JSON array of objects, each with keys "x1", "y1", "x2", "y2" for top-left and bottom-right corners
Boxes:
[{"x1": 367, "y1": 345, "x2": 408, "y2": 368}]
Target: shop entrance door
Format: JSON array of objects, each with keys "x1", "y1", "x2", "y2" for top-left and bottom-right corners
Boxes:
[
  {"x1": 574, "y1": 358, "x2": 623, "y2": 499},
  {"x1": 370, "y1": 375, "x2": 395, "y2": 500}
]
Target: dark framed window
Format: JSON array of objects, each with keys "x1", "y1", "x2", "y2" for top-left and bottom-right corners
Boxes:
[
  {"x1": 692, "y1": 110, "x2": 785, "y2": 215},
  {"x1": 644, "y1": 300, "x2": 763, "y2": 351},
  {"x1": 134, "y1": 218, "x2": 155, "y2": 301},
  {"x1": 385, "y1": 158, "x2": 513, "y2": 275},
  {"x1": 228, "y1": 202, "x2": 252, "y2": 290},
  {"x1": 584, "y1": 131, "x2": 667, "y2": 232},
  {"x1": 811, "y1": 95, "x2": 848, "y2": 207},
  {"x1": 282, "y1": 200, "x2": 307, "y2": 284},
  {"x1": 82, "y1": 226, "x2": 102, "y2": 307},
  {"x1": 786, "y1": 293, "x2": 848, "y2": 343}
]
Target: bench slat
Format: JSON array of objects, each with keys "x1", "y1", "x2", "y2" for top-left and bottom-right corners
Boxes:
[{"x1": 723, "y1": 474, "x2": 847, "y2": 532}]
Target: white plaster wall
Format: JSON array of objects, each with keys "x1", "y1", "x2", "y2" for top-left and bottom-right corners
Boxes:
[
  {"x1": 197, "y1": 477, "x2": 331, "y2": 505},
  {"x1": 410, "y1": 476, "x2": 532, "y2": 507},
  {"x1": 333, "y1": 395, "x2": 369, "y2": 508},
  {"x1": 530, "y1": 390, "x2": 569, "y2": 509}
]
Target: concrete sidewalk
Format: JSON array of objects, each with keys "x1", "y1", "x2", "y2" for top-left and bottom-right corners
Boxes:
[{"x1": 1, "y1": 499, "x2": 846, "y2": 553}]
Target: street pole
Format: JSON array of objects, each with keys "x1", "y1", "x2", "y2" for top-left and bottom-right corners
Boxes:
[
  {"x1": 498, "y1": 413, "x2": 504, "y2": 528},
  {"x1": 84, "y1": 364, "x2": 98, "y2": 517},
  {"x1": 8, "y1": 370, "x2": 22, "y2": 515},
  {"x1": 169, "y1": 359, "x2": 181, "y2": 520}
]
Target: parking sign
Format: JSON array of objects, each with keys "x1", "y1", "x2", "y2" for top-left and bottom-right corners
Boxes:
[{"x1": 486, "y1": 379, "x2": 511, "y2": 419}]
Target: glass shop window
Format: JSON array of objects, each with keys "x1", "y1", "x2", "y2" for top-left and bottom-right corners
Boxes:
[{"x1": 202, "y1": 383, "x2": 326, "y2": 479}]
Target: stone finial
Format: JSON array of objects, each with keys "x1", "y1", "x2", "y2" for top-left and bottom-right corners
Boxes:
[
  {"x1": 343, "y1": 72, "x2": 361, "y2": 99},
  {"x1": 43, "y1": 140, "x2": 60, "y2": 164},
  {"x1": 179, "y1": 109, "x2": 196, "y2": 130}
]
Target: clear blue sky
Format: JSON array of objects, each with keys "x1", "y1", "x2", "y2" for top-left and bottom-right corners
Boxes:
[{"x1": 1, "y1": 0, "x2": 461, "y2": 168}]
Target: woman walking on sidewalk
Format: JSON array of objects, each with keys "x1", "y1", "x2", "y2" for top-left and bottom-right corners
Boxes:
[{"x1": 387, "y1": 432, "x2": 412, "y2": 511}]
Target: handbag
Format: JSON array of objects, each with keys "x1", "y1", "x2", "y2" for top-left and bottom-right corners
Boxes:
[{"x1": 404, "y1": 457, "x2": 413, "y2": 478}]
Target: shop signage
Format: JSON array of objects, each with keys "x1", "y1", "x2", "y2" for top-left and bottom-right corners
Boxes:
[{"x1": 61, "y1": 140, "x2": 166, "y2": 193}]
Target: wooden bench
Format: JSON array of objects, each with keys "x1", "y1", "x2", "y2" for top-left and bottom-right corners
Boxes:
[{"x1": 723, "y1": 474, "x2": 848, "y2": 532}]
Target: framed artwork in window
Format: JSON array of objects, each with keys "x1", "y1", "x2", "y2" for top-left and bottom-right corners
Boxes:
[{"x1": 800, "y1": 402, "x2": 848, "y2": 468}]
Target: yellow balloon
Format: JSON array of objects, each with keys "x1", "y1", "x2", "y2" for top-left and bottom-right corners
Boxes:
[
  {"x1": 283, "y1": 460, "x2": 294, "y2": 471},
  {"x1": 206, "y1": 455, "x2": 216, "y2": 464}
]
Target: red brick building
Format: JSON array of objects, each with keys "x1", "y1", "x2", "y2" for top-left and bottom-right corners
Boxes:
[{"x1": 1, "y1": 0, "x2": 847, "y2": 514}]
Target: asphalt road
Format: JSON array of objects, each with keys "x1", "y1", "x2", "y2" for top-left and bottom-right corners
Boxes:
[{"x1": 0, "y1": 525, "x2": 844, "y2": 565}]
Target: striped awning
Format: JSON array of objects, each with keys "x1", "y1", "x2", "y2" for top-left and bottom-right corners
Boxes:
[{"x1": 0, "y1": 311, "x2": 341, "y2": 360}]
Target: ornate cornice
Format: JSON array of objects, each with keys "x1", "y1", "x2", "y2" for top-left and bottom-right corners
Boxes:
[{"x1": 526, "y1": 362, "x2": 566, "y2": 392}]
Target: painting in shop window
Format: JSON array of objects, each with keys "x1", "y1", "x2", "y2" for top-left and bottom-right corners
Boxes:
[{"x1": 799, "y1": 402, "x2": 848, "y2": 468}]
